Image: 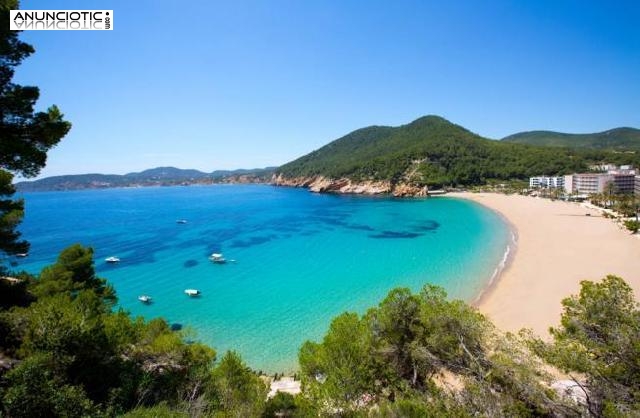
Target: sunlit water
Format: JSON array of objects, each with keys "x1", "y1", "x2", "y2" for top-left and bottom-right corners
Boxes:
[{"x1": 15, "y1": 185, "x2": 509, "y2": 372}]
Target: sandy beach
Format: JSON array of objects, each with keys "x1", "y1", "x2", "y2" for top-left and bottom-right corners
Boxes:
[{"x1": 451, "y1": 192, "x2": 640, "y2": 337}]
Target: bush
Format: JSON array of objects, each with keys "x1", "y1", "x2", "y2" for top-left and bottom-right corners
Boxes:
[
  {"x1": 623, "y1": 220, "x2": 639, "y2": 233},
  {"x1": 262, "y1": 392, "x2": 298, "y2": 417}
]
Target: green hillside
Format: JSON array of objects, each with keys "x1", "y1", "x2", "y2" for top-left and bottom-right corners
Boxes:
[
  {"x1": 277, "y1": 116, "x2": 603, "y2": 188},
  {"x1": 502, "y1": 127, "x2": 640, "y2": 150}
]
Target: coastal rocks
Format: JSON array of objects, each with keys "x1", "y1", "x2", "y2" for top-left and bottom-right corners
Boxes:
[
  {"x1": 273, "y1": 174, "x2": 391, "y2": 194},
  {"x1": 311, "y1": 178, "x2": 392, "y2": 195},
  {"x1": 309, "y1": 177, "x2": 348, "y2": 193},
  {"x1": 272, "y1": 174, "x2": 429, "y2": 197},
  {"x1": 271, "y1": 174, "x2": 317, "y2": 188},
  {"x1": 343, "y1": 181, "x2": 391, "y2": 194},
  {"x1": 391, "y1": 183, "x2": 428, "y2": 197}
]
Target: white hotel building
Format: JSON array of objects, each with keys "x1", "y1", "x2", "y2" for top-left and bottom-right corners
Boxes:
[
  {"x1": 564, "y1": 171, "x2": 637, "y2": 195},
  {"x1": 530, "y1": 166, "x2": 637, "y2": 195},
  {"x1": 529, "y1": 176, "x2": 564, "y2": 189}
]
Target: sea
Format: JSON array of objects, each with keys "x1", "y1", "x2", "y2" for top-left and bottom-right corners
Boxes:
[{"x1": 14, "y1": 185, "x2": 510, "y2": 373}]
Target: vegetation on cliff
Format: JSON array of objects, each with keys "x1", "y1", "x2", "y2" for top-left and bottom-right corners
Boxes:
[{"x1": 277, "y1": 116, "x2": 638, "y2": 189}]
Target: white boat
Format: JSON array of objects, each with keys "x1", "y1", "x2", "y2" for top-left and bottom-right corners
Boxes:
[
  {"x1": 176, "y1": 219, "x2": 188, "y2": 224},
  {"x1": 16, "y1": 253, "x2": 28, "y2": 258},
  {"x1": 105, "y1": 256, "x2": 121, "y2": 263},
  {"x1": 184, "y1": 289, "x2": 200, "y2": 297},
  {"x1": 138, "y1": 295, "x2": 152, "y2": 304},
  {"x1": 208, "y1": 253, "x2": 227, "y2": 264}
]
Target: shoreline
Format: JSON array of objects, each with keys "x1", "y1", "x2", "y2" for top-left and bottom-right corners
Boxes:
[
  {"x1": 470, "y1": 217, "x2": 518, "y2": 309},
  {"x1": 450, "y1": 192, "x2": 640, "y2": 337}
]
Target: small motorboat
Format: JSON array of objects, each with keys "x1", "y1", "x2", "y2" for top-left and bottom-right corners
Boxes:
[
  {"x1": 138, "y1": 295, "x2": 152, "y2": 304},
  {"x1": 105, "y1": 256, "x2": 121, "y2": 263},
  {"x1": 16, "y1": 253, "x2": 28, "y2": 258},
  {"x1": 176, "y1": 219, "x2": 188, "y2": 224},
  {"x1": 184, "y1": 289, "x2": 201, "y2": 297},
  {"x1": 209, "y1": 253, "x2": 227, "y2": 264}
]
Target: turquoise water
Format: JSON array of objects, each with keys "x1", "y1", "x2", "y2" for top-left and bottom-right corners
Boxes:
[{"x1": 15, "y1": 185, "x2": 509, "y2": 372}]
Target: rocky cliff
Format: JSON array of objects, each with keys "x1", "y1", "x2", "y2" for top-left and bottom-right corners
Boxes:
[{"x1": 272, "y1": 174, "x2": 428, "y2": 197}]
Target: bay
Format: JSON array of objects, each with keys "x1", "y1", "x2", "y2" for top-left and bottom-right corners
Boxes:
[{"x1": 15, "y1": 185, "x2": 509, "y2": 372}]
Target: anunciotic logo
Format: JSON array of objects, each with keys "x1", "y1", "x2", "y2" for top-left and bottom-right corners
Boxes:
[{"x1": 9, "y1": 10, "x2": 113, "y2": 30}]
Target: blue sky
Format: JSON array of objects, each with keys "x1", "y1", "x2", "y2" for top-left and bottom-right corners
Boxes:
[{"x1": 14, "y1": 0, "x2": 640, "y2": 178}]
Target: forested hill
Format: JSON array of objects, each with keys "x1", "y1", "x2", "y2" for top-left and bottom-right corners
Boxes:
[
  {"x1": 15, "y1": 166, "x2": 275, "y2": 192},
  {"x1": 276, "y1": 115, "x2": 617, "y2": 188},
  {"x1": 501, "y1": 127, "x2": 640, "y2": 150}
]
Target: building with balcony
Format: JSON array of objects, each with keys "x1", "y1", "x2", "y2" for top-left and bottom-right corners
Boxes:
[
  {"x1": 529, "y1": 176, "x2": 564, "y2": 189},
  {"x1": 564, "y1": 172, "x2": 636, "y2": 195},
  {"x1": 612, "y1": 173, "x2": 636, "y2": 194}
]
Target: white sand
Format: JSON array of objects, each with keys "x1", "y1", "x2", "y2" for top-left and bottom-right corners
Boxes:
[
  {"x1": 450, "y1": 192, "x2": 640, "y2": 337},
  {"x1": 268, "y1": 377, "x2": 301, "y2": 398}
]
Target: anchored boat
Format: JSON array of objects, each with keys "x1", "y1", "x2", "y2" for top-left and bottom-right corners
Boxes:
[
  {"x1": 208, "y1": 253, "x2": 227, "y2": 264},
  {"x1": 184, "y1": 289, "x2": 201, "y2": 297},
  {"x1": 209, "y1": 253, "x2": 227, "y2": 264}
]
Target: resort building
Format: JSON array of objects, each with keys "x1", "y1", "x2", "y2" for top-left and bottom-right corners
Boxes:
[
  {"x1": 529, "y1": 176, "x2": 564, "y2": 189},
  {"x1": 564, "y1": 173, "x2": 609, "y2": 194},
  {"x1": 564, "y1": 172, "x2": 637, "y2": 195},
  {"x1": 635, "y1": 175, "x2": 640, "y2": 196},
  {"x1": 612, "y1": 173, "x2": 636, "y2": 194}
]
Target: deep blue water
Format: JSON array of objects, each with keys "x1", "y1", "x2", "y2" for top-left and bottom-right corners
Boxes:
[{"x1": 14, "y1": 185, "x2": 509, "y2": 372}]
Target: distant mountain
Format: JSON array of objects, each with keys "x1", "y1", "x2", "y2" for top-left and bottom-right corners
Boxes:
[
  {"x1": 124, "y1": 167, "x2": 210, "y2": 180},
  {"x1": 15, "y1": 166, "x2": 276, "y2": 192},
  {"x1": 276, "y1": 115, "x2": 606, "y2": 191},
  {"x1": 15, "y1": 174, "x2": 127, "y2": 192},
  {"x1": 501, "y1": 127, "x2": 640, "y2": 150}
]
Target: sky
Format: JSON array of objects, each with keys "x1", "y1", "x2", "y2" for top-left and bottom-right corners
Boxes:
[{"x1": 12, "y1": 0, "x2": 640, "y2": 178}]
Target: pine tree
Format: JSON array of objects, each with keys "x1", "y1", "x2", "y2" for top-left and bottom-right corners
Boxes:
[{"x1": 0, "y1": 1, "x2": 71, "y2": 258}]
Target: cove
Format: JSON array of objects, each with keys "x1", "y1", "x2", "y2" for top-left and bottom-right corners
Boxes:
[{"x1": 16, "y1": 185, "x2": 510, "y2": 372}]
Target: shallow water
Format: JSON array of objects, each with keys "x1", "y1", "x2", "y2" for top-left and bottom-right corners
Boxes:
[{"x1": 15, "y1": 185, "x2": 509, "y2": 372}]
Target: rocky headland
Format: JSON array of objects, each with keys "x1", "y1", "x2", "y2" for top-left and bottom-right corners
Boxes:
[{"x1": 272, "y1": 174, "x2": 428, "y2": 197}]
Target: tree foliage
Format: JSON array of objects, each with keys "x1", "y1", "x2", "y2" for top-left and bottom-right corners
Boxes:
[
  {"x1": 262, "y1": 391, "x2": 299, "y2": 417},
  {"x1": 298, "y1": 285, "x2": 572, "y2": 416},
  {"x1": 209, "y1": 350, "x2": 268, "y2": 416},
  {"x1": 34, "y1": 243, "x2": 116, "y2": 305},
  {"x1": 0, "y1": 1, "x2": 71, "y2": 258},
  {"x1": 2, "y1": 353, "x2": 95, "y2": 417},
  {"x1": 534, "y1": 275, "x2": 640, "y2": 416}
]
